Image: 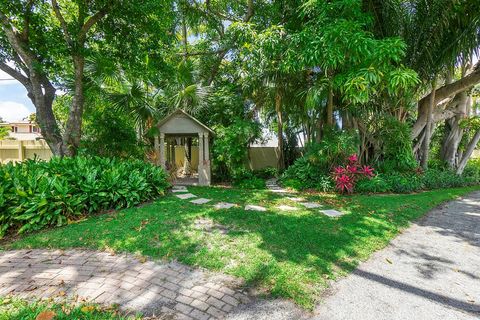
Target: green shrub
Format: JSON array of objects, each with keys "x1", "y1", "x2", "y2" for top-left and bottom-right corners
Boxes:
[
  {"x1": 313, "y1": 175, "x2": 335, "y2": 192},
  {"x1": 79, "y1": 108, "x2": 147, "y2": 159},
  {"x1": 0, "y1": 157, "x2": 169, "y2": 238},
  {"x1": 233, "y1": 176, "x2": 266, "y2": 189},
  {"x1": 382, "y1": 172, "x2": 424, "y2": 193},
  {"x1": 377, "y1": 118, "x2": 417, "y2": 173},
  {"x1": 355, "y1": 175, "x2": 391, "y2": 193},
  {"x1": 355, "y1": 167, "x2": 480, "y2": 194},
  {"x1": 281, "y1": 178, "x2": 304, "y2": 190},
  {"x1": 464, "y1": 158, "x2": 480, "y2": 181},
  {"x1": 0, "y1": 125, "x2": 9, "y2": 140},
  {"x1": 280, "y1": 130, "x2": 357, "y2": 190},
  {"x1": 281, "y1": 157, "x2": 319, "y2": 189},
  {"x1": 232, "y1": 169, "x2": 266, "y2": 189},
  {"x1": 422, "y1": 168, "x2": 476, "y2": 189},
  {"x1": 253, "y1": 167, "x2": 278, "y2": 179},
  {"x1": 212, "y1": 119, "x2": 261, "y2": 181}
]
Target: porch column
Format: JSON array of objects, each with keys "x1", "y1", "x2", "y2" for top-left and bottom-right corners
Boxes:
[
  {"x1": 203, "y1": 133, "x2": 211, "y2": 185},
  {"x1": 198, "y1": 132, "x2": 205, "y2": 185},
  {"x1": 154, "y1": 135, "x2": 160, "y2": 166},
  {"x1": 171, "y1": 139, "x2": 176, "y2": 168},
  {"x1": 159, "y1": 133, "x2": 166, "y2": 170}
]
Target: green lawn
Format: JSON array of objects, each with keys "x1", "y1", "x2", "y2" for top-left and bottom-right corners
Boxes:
[
  {"x1": 0, "y1": 297, "x2": 137, "y2": 320},
  {"x1": 2, "y1": 186, "x2": 478, "y2": 309}
]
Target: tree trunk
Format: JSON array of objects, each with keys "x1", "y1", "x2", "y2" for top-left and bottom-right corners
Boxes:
[
  {"x1": 62, "y1": 54, "x2": 85, "y2": 156},
  {"x1": 314, "y1": 117, "x2": 322, "y2": 143},
  {"x1": 327, "y1": 86, "x2": 334, "y2": 126},
  {"x1": 420, "y1": 78, "x2": 437, "y2": 169},
  {"x1": 440, "y1": 92, "x2": 469, "y2": 168},
  {"x1": 412, "y1": 63, "x2": 480, "y2": 140},
  {"x1": 276, "y1": 89, "x2": 285, "y2": 170},
  {"x1": 456, "y1": 130, "x2": 480, "y2": 175},
  {"x1": 29, "y1": 73, "x2": 64, "y2": 155}
]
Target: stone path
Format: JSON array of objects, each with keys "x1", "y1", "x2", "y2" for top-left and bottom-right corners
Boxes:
[
  {"x1": 265, "y1": 179, "x2": 343, "y2": 217},
  {"x1": 172, "y1": 181, "x2": 344, "y2": 218},
  {"x1": 265, "y1": 178, "x2": 290, "y2": 194},
  {"x1": 245, "y1": 205, "x2": 267, "y2": 212},
  {"x1": 312, "y1": 191, "x2": 480, "y2": 320},
  {"x1": 0, "y1": 249, "x2": 250, "y2": 319},
  {"x1": 177, "y1": 193, "x2": 197, "y2": 200},
  {"x1": 191, "y1": 198, "x2": 212, "y2": 205}
]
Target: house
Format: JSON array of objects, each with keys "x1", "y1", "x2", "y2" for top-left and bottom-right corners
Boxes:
[{"x1": 0, "y1": 121, "x2": 43, "y2": 141}]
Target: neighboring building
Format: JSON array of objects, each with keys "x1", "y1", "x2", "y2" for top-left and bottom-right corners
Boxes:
[{"x1": 0, "y1": 121, "x2": 43, "y2": 141}]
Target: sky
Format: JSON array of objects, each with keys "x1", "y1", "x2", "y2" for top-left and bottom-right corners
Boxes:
[{"x1": 0, "y1": 69, "x2": 35, "y2": 122}]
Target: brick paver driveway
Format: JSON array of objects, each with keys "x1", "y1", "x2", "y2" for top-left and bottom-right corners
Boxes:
[{"x1": 0, "y1": 249, "x2": 250, "y2": 319}]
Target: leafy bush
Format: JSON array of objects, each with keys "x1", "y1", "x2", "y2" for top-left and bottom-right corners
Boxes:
[
  {"x1": 281, "y1": 130, "x2": 358, "y2": 189},
  {"x1": 80, "y1": 107, "x2": 145, "y2": 159},
  {"x1": 355, "y1": 175, "x2": 391, "y2": 193},
  {"x1": 422, "y1": 169, "x2": 476, "y2": 189},
  {"x1": 212, "y1": 119, "x2": 261, "y2": 181},
  {"x1": 355, "y1": 167, "x2": 480, "y2": 194},
  {"x1": 253, "y1": 167, "x2": 278, "y2": 179},
  {"x1": 232, "y1": 168, "x2": 266, "y2": 189},
  {"x1": 377, "y1": 118, "x2": 417, "y2": 173},
  {"x1": 381, "y1": 172, "x2": 424, "y2": 193},
  {"x1": 0, "y1": 125, "x2": 9, "y2": 140},
  {"x1": 233, "y1": 176, "x2": 266, "y2": 189},
  {"x1": 464, "y1": 158, "x2": 480, "y2": 181},
  {"x1": 281, "y1": 175, "x2": 334, "y2": 192},
  {"x1": 281, "y1": 157, "x2": 319, "y2": 189},
  {"x1": 0, "y1": 157, "x2": 169, "y2": 237}
]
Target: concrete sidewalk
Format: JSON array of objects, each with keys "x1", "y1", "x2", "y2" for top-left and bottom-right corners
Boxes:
[{"x1": 313, "y1": 191, "x2": 480, "y2": 320}]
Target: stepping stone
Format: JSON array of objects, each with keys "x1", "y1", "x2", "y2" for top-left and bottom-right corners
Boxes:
[
  {"x1": 287, "y1": 197, "x2": 304, "y2": 202},
  {"x1": 176, "y1": 193, "x2": 197, "y2": 200},
  {"x1": 172, "y1": 189, "x2": 189, "y2": 193},
  {"x1": 269, "y1": 188, "x2": 289, "y2": 194},
  {"x1": 214, "y1": 202, "x2": 236, "y2": 209},
  {"x1": 276, "y1": 205, "x2": 299, "y2": 211},
  {"x1": 266, "y1": 178, "x2": 278, "y2": 186},
  {"x1": 299, "y1": 202, "x2": 322, "y2": 209},
  {"x1": 190, "y1": 198, "x2": 211, "y2": 205},
  {"x1": 321, "y1": 209, "x2": 344, "y2": 217},
  {"x1": 173, "y1": 186, "x2": 187, "y2": 191},
  {"x1": 245, "y1": 205, "x2": 267, "y2": 212}
]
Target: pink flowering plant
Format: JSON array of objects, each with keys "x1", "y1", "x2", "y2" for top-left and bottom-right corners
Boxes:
[{"x1": 332, "y1": 154, "x2": 375, "y2": 193}]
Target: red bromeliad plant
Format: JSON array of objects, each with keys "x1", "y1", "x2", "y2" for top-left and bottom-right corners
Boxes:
[{"x1": 332, "y1": 154, "x2": 375, "y2": 193}]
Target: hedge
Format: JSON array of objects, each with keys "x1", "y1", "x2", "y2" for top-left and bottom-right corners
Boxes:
[{"x1": 0, "y1": 157, "x2": 170, "y2": 237}]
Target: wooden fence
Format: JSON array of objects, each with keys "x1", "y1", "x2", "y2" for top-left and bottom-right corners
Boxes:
[
  {"x1": 0, "y1": 140, "x2": 279, "y2": 170},
  {"x1": 0, "y1": 140, "x2": 52, "y2": 164}
]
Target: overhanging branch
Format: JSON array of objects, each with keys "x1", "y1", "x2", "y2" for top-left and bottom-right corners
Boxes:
[
  {"x1": 51, "y1": 0, "x2": 73, "y2": 45},
  {"x1": 78, "y1": 4, "x2": 110, "y2": 43},
  {"x1": 0, "y1": 61, "x2": 30, "y2": 88}
]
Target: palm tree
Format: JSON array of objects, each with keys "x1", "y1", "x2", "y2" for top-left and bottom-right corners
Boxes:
[{"x1": 156, "y1": 59, "x2": 211, "y2": 174}]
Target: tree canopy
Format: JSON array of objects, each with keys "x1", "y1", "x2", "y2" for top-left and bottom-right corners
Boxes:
[{"x1": 1, "y1": 0, "x2": 480, "y2": 176}]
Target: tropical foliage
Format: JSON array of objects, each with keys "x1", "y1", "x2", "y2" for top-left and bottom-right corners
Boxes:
[
  {"x1": 0, "y1": 125, "x2": 9, "y2": 140},
  {"x1": 0, "y1": 157, "x2": 169, "y2": 237},
  {"x1": 1, "y1": 0, "x2": 480, "y2": 191}
]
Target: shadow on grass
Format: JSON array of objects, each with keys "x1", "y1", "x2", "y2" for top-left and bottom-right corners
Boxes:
[{"x1": 3, "y1": 187, "x2": 479, "y2": 309}]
